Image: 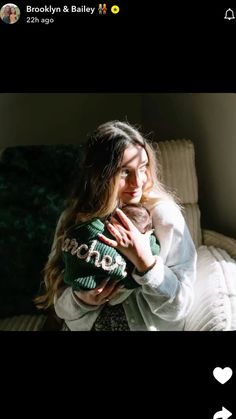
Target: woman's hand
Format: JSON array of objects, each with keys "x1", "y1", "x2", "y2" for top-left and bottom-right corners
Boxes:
[
  {"x1": 74, "y1": 278, "x2": 123, "y2": 306},
  {"x1": 98, "y1": 208, "x2": 156, "y2": 273}
]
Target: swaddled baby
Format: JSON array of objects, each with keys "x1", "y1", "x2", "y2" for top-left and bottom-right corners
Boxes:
[{"x1": 62, "y1": 203, "x2": 160, "y2": 290}]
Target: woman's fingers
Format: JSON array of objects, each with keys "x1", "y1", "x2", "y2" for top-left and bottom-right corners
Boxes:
[
  {"x1": 98, "y1": 233, "x2": 118, "y2": 247},
  {"x1": 100, "y1": 280, "x2": 117, "y2": 297},
  {"x1": 99, "y1": 220, "x2": 132, "y2": 249},
  {"x1": 115, "y1": 208, "x2": 134, "y2": 230},
  {"x1": 106, "y1": 221, "x2": 123, "y2": 240},
  {"x1": 110, "y1": 216, "x2": 127, "y2": 233},
  {"x1": 108, "y1": 219, "x2": 131, "y2": 246},
  {"x1": 75, "y1": 279, "x2": 123, "y2": 306},
  {"x1": 105, "y1": 283, "x2": 123, "y2": 301},
  {"x1": 95, "y1": 278, "x2": 110, "y2": 294},
  {"x1": 96, "y1": 281, "x2": 121, "y2": 303},
  {"x1": 98, "y1": 219, "x2": 125, "y2": 247}
]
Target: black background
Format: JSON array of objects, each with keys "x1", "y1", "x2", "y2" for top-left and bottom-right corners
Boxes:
[
  {"x1": 1, "y1": 331, "x2": 235, "y2": 417},
  {"x1": 0, "y1": 1, "x2": 235, "y2": 417},
  {"x1": 0, "y1": 1, "x2": 235, "y2": 91}
]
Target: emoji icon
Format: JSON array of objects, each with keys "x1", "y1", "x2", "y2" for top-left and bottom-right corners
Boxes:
[
  {"x1": 213, "y1": 406, "x2": 232, "y2": 419},
  {"x1": 213, "y1": 367, "x2": 233, "y2": 384},
  {"x1": 102, "y1": 4, "x2": 107, "y2": 14},
  {"x1": 98, "y1": 3, "x2": 102, "y2": 14},
  {"x1": 111, "y1": 5, "x2": 120, "y2": 14}
]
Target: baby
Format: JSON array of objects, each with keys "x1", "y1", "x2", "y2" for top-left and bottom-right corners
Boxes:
[{"x1": 62, "y1": 203, "x2": 160, "y2": 290}]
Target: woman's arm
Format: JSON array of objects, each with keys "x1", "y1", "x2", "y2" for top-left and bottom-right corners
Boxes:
[
  {"x1": 99, "y1": 202, "x2": 197, "y2": 322},
  {"x1": 54, "y1": 279, "x2": 123, "y2": 329},
  {"x1": 134, "y1": 201, "x2": 197, "y2": 321},
  {"x1": 54, "y1": 286, "x2": 102, "y2": 330}
]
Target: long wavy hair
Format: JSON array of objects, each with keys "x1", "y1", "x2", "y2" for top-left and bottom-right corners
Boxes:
[{"x1": 35, "y1": 120, "x2": 175, "y2": 310}]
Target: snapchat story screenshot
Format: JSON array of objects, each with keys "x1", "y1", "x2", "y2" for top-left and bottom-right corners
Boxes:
[{"x1": 0, "y1": 1, "x2": 235, "y2": 416}]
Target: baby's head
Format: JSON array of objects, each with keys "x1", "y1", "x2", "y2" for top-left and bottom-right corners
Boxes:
[{"x1": 120, "y1": 203, "x2": 153, "y2": 234}]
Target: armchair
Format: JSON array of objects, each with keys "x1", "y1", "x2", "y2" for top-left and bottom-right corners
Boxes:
[{"x1": 157, "y1": 139, "x2": 236, "y2": 330}]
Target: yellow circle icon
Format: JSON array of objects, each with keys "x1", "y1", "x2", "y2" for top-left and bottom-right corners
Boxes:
[{"x1": 111, "y1": 5, "x2": 120, "y2": 14}]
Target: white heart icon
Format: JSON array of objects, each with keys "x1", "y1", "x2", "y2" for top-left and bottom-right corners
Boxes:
[{"x1": 213, "y1": 367, "x2": 233, "y2": 384}]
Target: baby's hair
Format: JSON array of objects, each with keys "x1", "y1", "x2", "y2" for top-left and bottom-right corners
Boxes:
[{"x1": 110, "y1": 203, "x2": 153, "y2": 234}]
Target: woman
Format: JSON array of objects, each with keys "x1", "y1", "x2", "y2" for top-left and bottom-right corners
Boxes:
[
  {"x1": 10, "y1": 6, "x2": 18, "y2": 23},
  {"x1": 1, "y1": 5, "x2": 11, "y2": 24},
  {"x1": 35, "y1": 121, "x2": 197, "y2": 331}
]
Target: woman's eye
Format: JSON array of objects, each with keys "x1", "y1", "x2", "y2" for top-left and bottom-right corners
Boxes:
[
  {"x1": 139, "y1": 166, "x2": 147, "y2": 173},
  {"x1": 121, "y1": 169, "x2": 129, "y2": 177}
]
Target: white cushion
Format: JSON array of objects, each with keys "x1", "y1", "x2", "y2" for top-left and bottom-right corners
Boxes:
[
  {"x1": 0, "y1": 314, "x2": 46, "y2": 331},
  {"x1": 184, "y1": 246, "x2": 236, "y2": 331},
  {"x1": 182, "y1": 203, "x2": 202, "y2": 248},
  {"x1": 156, "y1": 139, "x2": 202, "y2": 246},
  {"x1": 157, "y1": 139, "x2": 198, "y2": 204}
]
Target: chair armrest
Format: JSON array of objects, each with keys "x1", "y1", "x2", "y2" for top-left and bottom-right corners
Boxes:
[{"x1": 202, "y1": 229, "x2": 236, "y2": 260}]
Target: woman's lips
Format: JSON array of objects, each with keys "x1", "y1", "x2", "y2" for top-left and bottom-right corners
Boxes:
[{"x1": 125, "y1": 190, "x2": 141, "y2": 197}]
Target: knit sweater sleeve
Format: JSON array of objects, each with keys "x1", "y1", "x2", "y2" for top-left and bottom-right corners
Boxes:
[
  {"x1": 132, "y1": 200, "x2": 197, "y2": 322},
  {"x1": 54, "y1": 286, "x2": 103, "y2": 330}
]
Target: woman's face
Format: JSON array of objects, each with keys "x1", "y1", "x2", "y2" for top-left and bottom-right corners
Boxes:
[
  {"x1": 118, "y1": 144, "x2": 149, "y2": 205},
  {"x1": 4, "y1": 5, "x2": 11, "y2": 14}
]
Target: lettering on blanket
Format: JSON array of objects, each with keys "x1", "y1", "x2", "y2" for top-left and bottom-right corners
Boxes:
[{"x1": 62, "y1": 238, "x2": 127, "y2": 276}]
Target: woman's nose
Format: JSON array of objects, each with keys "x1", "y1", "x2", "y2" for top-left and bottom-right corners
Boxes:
[{"x1": 129, "y1": 172, "x2": 142, "y2": 188}]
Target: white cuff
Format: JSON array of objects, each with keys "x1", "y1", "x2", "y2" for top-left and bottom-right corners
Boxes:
[{"x1": 132, "y1": 256, "x2": 165, "y2": 287}]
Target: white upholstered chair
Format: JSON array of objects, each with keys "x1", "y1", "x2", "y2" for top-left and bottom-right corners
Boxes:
[{"x1": 157, "y1": 139, "x2": 236, "y2": 331}]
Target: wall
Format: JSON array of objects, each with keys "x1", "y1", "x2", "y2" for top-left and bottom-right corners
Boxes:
[
  {"x1": 0, "y1": 93, "x2": 141, "y2": 146},
  {"x1": 141, "y1": 93, "x2": 236, "y2": 237}
]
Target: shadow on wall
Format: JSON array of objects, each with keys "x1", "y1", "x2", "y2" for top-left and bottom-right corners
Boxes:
[
  {"x1": 0, "y1": 93, "x2": 142, "y2": 147},
  {"x1": 141, "y1": 93, "x2": 236, "y2": 238}
]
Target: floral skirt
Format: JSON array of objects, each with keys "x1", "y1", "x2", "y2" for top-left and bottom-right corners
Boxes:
[
  {"x1": 62, "y1": 303, "x2": 130, "y2": 331},
  {"x1": 91, "y1": 303, "x2": 130, "y2": 331}
]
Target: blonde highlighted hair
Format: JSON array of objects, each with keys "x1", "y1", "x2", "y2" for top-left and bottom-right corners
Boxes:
[{"x1": 35, "y1": 120, "x2": 176, "y2": 310}]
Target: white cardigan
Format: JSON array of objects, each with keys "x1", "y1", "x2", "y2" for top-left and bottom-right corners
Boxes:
[{"x1": 54, "y1": 200, "x2": 197, "y2": 331}]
